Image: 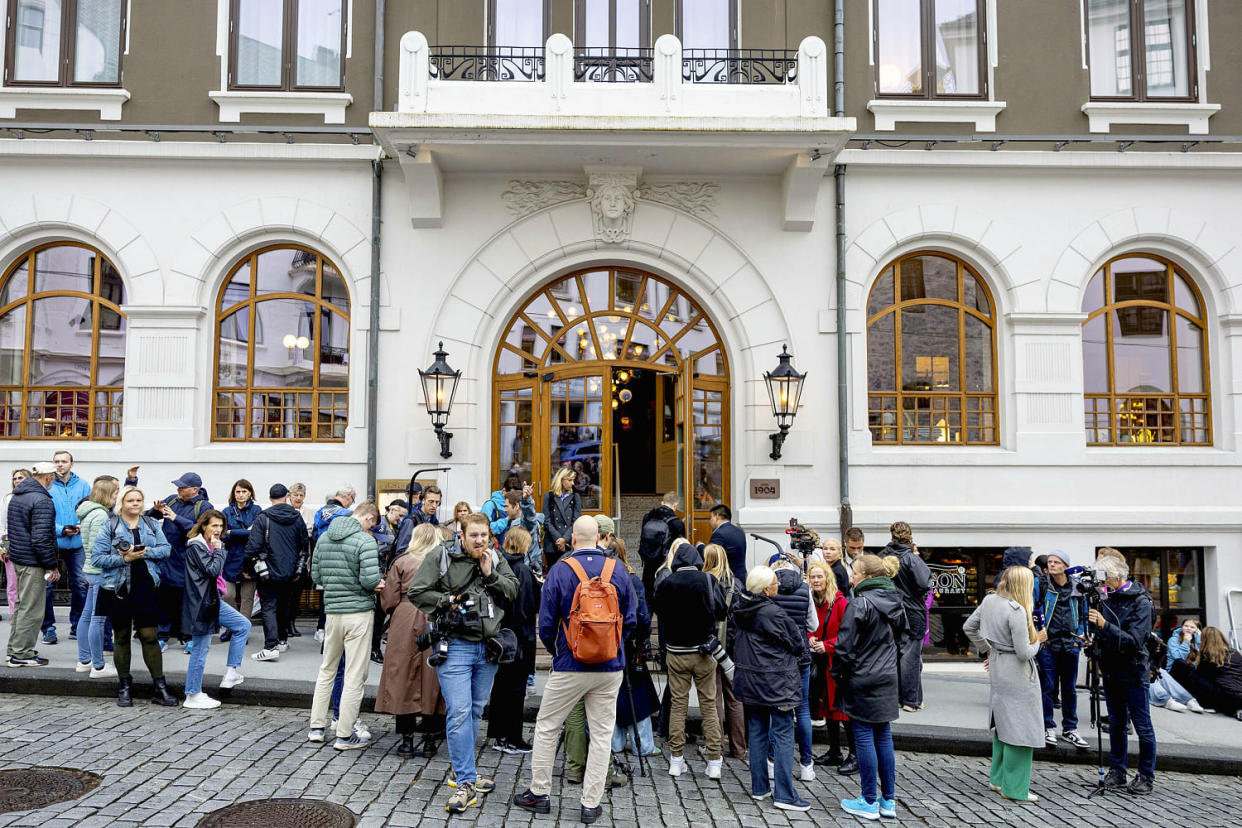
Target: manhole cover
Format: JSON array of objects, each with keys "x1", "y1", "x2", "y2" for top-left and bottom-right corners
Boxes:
[
  {"x1": 0, "y1": 767, "x2": 102, "y2": 813},
  {"x1": 197, "y1": 798, "x2": 357, "y2": 828}
]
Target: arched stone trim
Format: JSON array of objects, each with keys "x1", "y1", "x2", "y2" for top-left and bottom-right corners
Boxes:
[
  {"x1": 1047, "y1": 207, "x2": 1237, "y2": 316},
  {"x1": 0, "y1": 194, "x2": 160, "y2": 301}
]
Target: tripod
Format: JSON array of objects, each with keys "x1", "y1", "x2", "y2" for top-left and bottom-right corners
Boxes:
[{"x1": 1082, "y1": 632, "x2": 1110, "y2": 799}]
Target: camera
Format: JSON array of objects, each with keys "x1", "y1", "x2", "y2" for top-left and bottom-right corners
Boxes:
[
  {"x1": 785, "y1": 518, "x2": 819, "y2": 558},
  {"x1": 1069, "y1": 567, "x2": 1106, "y2": 606},
  {"x1": 417, "y1": 620, "x2": 452, "y2": 667},
  {"x1": 113, "y1": 538, "x2": 133, "y2": 555},
  {"x1": 699, "y1": 635, "x2": 735, "y2": 682},
  {"x1": 253, "y1": 556, "x2": 270, "y2": 581},
  {"x1": 443, "y1": 594, "x2": 481, "y2": 632}
]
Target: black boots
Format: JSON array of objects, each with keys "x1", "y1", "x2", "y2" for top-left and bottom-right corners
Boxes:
[
  {"x1": 117, "y1": 676, "x2": 133, "y2": 707},
  {"x1": 837, "y1": 752, "x2": 858, "y2": 775},
  {"x1": 397, "y1": 734, "x2": 415, "y2": 756},
  {"x1": 151, "y1": 677, "x2": 178, "y2": 706},
  {"x1": 814, "y1": 750, "x2": 844, "y2": 766}
]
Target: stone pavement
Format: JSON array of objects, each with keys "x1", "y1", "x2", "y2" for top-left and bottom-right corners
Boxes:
[{"x1": 0, "y1": 693, "x2": 1238, "y2": 828}]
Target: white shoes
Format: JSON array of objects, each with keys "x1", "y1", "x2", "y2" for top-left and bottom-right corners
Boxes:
[
  {"x1": 220, "y1": 667, "x2": 245, "y2": 689},
  {"x1": 705, "y1": 758, "x2": 722, "y2": 780},
  {"x1": 668, "y1": 755, "x2": 687, "y2": 777},
  {"x1": 800, "y1": 762, "x2": 816, "y2": 782},
  {"x1": 1187, "y1": 698, "x2": 1205, "y2": 713},
  {"x1": 76, "y1": 661, "x2": 92, "y2": 673},
  {"x1": 251, "y1": 648, "x2": 280, "y2": 662},
  {"x1": 90, "y1": 663, "x2": 118, "y2": 679},
  {"x1": 810, "y1": 718, "x2": 827, "y2": 727},
  {"x1": 1165, "y1": 699, "x2": 1188, "y2": 713},
  {"x1": 184, "y1": 692, "x2": 222, "y2": 710}
]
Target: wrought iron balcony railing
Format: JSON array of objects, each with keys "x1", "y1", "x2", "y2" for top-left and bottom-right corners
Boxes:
[
  {"x1": 429, "y1": 46, "x2": 545, "y2": 82},
  {"x1": 681, "y1": 49, "x2": 797, "y2": 84},
  {"x1": 573, "y1": 48, "x2": 654, "y2": 83}
]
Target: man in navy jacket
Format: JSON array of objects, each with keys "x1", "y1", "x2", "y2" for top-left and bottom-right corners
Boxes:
[
  {"x1": 705, "y1": 503, "x2": 747, "y2": 584},
  {"x1": 514, "y1": 516, "x2": 636, "y2": 825},
  {"x1": 148, "y1": 472, "x2": 213, "y2": 647}
]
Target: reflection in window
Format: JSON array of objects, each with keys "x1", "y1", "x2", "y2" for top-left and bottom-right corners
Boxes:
[
  {"x1": 867, "y1": 252, "x2": 997, "y2": 445},
  {"x1": 232, "y1": 0, "x2": 345, "y2": 90},
  {"x1": 874, "y1": 0, "x2": 984, "y2": 98},
  {"x1": 213, "y1": 245, "x2": 350, "y2": 442},
  {"x1": 1080, "y1": 255, "x2": 1208, "y2": 445},
  {"x1": 0, "y1": 243, "x2": 125, "y2": 439},
  {"x1": 1086, "y1": 0, "x2": 1193, "y2": 100},
  {"x1": 10, "y1": 0, "x2": 125, "y2": 86}
]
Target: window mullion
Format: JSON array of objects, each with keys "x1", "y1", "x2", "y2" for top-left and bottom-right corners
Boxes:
[
  {"x1": 285, "y1": 0, "x2": 296, "y2": 90},
  {"x1": 1133, "y1": 0, "x2": 1145, "y2": 101},
  {"x1": 923, "y1": 0, "x2": 934, "y2": 99},
  {"x1": 19, "y1": 253, "x2": 33, "y2": 439}
]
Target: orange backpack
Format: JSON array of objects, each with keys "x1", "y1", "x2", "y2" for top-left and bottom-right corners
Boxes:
[{"x1": 561, "y1": 556, "x2": 623, "y2": 664}]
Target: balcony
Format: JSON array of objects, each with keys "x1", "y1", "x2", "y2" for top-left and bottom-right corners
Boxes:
[{"x1": 370, "y1": 32, "x2": 855, "y2": 229}]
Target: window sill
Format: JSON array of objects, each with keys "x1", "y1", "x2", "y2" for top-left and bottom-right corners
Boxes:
[
  {"x1": 0, "y1": 86, "x2": 130, "y2": 120},
  {"x1": 1081, "y1": 101, "x2": 1220, "y2": 135},
  {"x1": 209, "y1": 90, "x2": 353, "y2": 124},
  {"x1": 868, "y1": 99, "x2": 1007, "y2": 132}
]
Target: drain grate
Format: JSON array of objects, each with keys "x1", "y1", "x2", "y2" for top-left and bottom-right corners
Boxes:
[
  {"x1": 197, "y1": 798, "x2": 357, "y2": 828},
  {"x1": 0, "y1": 767, "x2": 102, "y2": 813}
]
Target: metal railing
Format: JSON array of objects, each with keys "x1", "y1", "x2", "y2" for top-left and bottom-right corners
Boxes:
[
  {"x1": 681, "y1": 48, "x2": 797, "y2": 84},
  {"x1": 428, "y1": 45, "x2": 545, "y2": 82},
  {"x1": 573, "y1": 47, "x2": 654, "y2": 83}
]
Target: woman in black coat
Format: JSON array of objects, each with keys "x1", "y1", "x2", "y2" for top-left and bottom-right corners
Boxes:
[
  {"x1": 182, "y1": 510, "x2": 251, "y2": 711},
  {"x1": 540, "y1": 467, "x2": 580, "y2": 568},
  {"x1": 728, "y1": 565, "x2": 811, "y2": 812},
  {"x1": 611, "y1": 539, "x2": 659, "y2": 755}
]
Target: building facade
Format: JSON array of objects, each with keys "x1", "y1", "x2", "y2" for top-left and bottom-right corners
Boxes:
[{"x1": 1, "y1": 0, "x2": 1238, "y2": 644}]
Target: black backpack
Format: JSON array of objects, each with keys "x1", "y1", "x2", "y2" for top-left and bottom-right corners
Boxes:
[
  {"x1": 1145, "y1": 630, "x2": 1168, "y2": 682},
  {"x1": 637, "y1": 514, "x2": 671, "y2": 565}
]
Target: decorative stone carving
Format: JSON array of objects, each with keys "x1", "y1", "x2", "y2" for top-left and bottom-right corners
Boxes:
[
  {"x1": 501, "y1": 180, "x2": 587, "y2": 217},
  {"x1": 587, "y1": 169, "x2": 640, "y2": 244},
  {"x1": 636, "y1": 181, "x2": 720, "y2": 219}
]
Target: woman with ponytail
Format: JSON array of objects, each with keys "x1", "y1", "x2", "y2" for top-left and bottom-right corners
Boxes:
[
  {"x1": 832, "y1": 554, "x2": 907, "y2": 820},
  {"x1": 963, "y1": 566, "x2": 1047, "y2": 803}
]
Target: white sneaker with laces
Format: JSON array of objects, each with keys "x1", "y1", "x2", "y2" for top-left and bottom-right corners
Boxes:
[
  {"x1": 800, "y1": 762, "x2": 816, "y2": 782},
  {"x1": 1165, "y1": 699, "x2": 1188, "y2": 713},
  {"x1": 1044, "y1": 727, "x2": 1058, "y2": 746},
  {"x1": 184, "y1": 692, "x2": 222, "y2": 710},
  {"x1": 75, "y1": 661, "x2": 92, "y2": 673},
  {"x1": 89, "y1": 663, "x2": 118, "y2": 679},
  {"x1": 251, "y1": 648, "x2": 280, "y2": 662},
  {"x1": 668, "y1": 755, "x2": 687, "y2": 777},
  {"x1": 220, "y1": 667, "x2": 244, "y2": 689},
  {"x1": 1187, "y1": 698, "x2": 1205, "y2": 713},
  {"x1": 706, "y1": 758, "x2": 722, "y2": 779},
  {"x1": 1061, "y1": 730, "x2": 1089, "y2": 750},
  {"x1": 276, "y1": 641, "x2": 289, "y2": 652},
  {"x1": 810, "y1": 718, "x2": 827, "y2": 727},
  {"x1": 354, "y1": 720, "x2": 372, "y2": 740}
]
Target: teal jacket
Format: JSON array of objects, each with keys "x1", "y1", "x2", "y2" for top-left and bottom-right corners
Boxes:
[
  {"x1": 310, "y1": 516, "x2": 382, "y2": 614},
  {"x1": 1041, "y1": 577, "x2": 1086, "y2": 645}
]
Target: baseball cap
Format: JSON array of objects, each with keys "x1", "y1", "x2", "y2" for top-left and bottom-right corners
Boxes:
[
  {"x1": 269, "y1": 483, "x2": 290, "y2": 499},
  {"x1": 31, "y1": 461, "x2": 55, "y2": 475},
  {"x1": 594, "y1": 514, "x2": 616, "y2": 536},
  {"x1": 171, "y1": 472, "x2": 203, "y2": 488}
]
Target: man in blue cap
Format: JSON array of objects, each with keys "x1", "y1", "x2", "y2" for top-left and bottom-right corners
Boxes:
[{"x1": 149, "y1": 472, "x2": 213, "y2": 650}]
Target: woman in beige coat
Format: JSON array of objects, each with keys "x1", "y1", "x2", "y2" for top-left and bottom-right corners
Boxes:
[{"x1": 375, "y1": 522, "x2": 444, "y2": 757}]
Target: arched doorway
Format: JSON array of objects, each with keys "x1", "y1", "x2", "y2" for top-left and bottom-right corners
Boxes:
[{"x1": 492, "y1": 267, "x2": 729, "y2": 542}]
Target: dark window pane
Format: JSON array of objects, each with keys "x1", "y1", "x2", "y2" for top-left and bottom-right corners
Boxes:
[
  {"x1": 899, "y1": 255, "x2": 956, "y2": 303},
  {"x1": 1112, "y1": 257, "x2": 1168, "y2": 304},
  {"x1": 964, "y1": 273, "x2": 991, "y2": 316},
  {"x1": 868, "y1": 313, "x2": 895, "y2": 391},
  {"x1": 295, "y1": 0, "x2": 343, "y2": 87},
  {"x1": 222, "y1": 262, "x2": 252, "y2": 312},
  {"x1": 934, "y1": 0, "x2": 980, "y2": 95},
  {"x1": 236, "y1": 0, "x2": 284, "y2": 86},
  {"x1": 321, "y1": 259, "x2": 350, "y2": 314},
  {"x1": 1112, "y1": 308, "x2": 1170, "y2": 393},
  {"x1": 73, "y1": 0, "x2": 124, "y2": 83},
  {"x1": 13, "y1": 0, "x2": 62, "y2": 82},
  {"x1": 876, "y1": 0, "x2": 923, "y2": 94},
  {"x1": 1143, "y1": 0, "x2": 1191, "y2": 98},
  {"x1": 317, "y1": 308, "x2": 349, "y2": 388},
  {"x1": 218, "y1": 310, "x2": 250, "y2": 387},
  {"x1": 963, "y1": 315, "x2": 992, "y2": 392},
  {"x1": 1087, "y1": 0, "x2": 1133, "y2": 97},
  {"x1": 1082, "y1": 315, "x2": 1108, "y2": 393},
  {"x1": 901, "y1": 305, "x2": 959, "y2": 392},
  {"x1": 868, "y1": 267, "x2": 894, "y2": 318},
  {"x1": 1175, "y1": 316, "x2": 1202, "y2": 393},
  {"x1": 1, "y1": 261, "x2": 30, "y2": 307},
  {"x1": 1083, "y1": 270, "x2": 1105, "y2": 313}
]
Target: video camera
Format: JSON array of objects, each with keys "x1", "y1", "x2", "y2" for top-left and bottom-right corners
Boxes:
[
  {"x1": 785, "y1": 518, "x2": 819, "y2": 558},
  {"x1": 1067, "y1": 566, "x2": 1106, "y2": 607},
  {"x1": 417, "y1": 593, "x2": 483, "y2": 666},
  {"x1": 699, "y1": 635, "x2": 735, "y2": 682}
]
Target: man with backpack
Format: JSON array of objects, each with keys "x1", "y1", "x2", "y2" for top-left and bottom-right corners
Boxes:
[
  {"x1": 514, "y1": 516, "x2": 637, "y2": 825},
  {"x1": 636, "y1": 492, "x2": 686, "y2": 604},
  {"x1": 245, "y1": 484, "x2": 309, "y2": 663}
]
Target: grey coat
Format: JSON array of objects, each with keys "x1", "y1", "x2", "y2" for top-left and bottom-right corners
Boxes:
[{"x1": 963, "y1": 594, "x2": 1044, "y2": 749}]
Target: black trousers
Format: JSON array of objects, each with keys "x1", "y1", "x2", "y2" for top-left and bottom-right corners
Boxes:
[
  {"x1": 371, "y1": 598, "x2": 388, "y2": 653},
  {"x1": 486, "y1": 638, "x2": 535, "y2": 742},
  {"x1": 258, "y1": 581, "x2": 296, "y2": 650},
  {"x1": 155, "y1": 584, "x2": 184, "y2": 643}
]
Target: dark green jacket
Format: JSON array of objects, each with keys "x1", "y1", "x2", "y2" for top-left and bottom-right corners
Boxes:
[
  {"x1": 310, "y1": 516, "x2": 382, "y2": 614},
  {"x1": 408, "y1": 540, "x2": 518, "y2": 642}
]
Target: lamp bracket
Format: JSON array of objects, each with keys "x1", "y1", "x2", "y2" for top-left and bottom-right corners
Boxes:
[
  {"x1": 769, "y1": 425, "x2": 790, "y2": 461},
  {"x1": 433, "y1": 423, "x2": 453, "y2": 459}
]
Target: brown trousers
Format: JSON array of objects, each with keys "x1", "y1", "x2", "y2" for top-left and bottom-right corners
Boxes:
[
  {"x1": 715, "y1": 664, "x2": 747, "y2": 757},
  {"x1": 666, "y1": 651, "x2": 722, "y2": 760}
]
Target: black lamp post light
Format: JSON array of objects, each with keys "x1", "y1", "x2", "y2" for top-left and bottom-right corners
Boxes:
[
  {"x1": 419, "y1": 341, "x2": 461, "y2": 459},
  {"x1": 764, "y1": 344, "x2": 806, "y2": 460}
]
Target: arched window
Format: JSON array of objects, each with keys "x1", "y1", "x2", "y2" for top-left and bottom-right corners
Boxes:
[
  {"x1": 0, "y1": 243, "x2": 126, "y2": 440},
  {"x1": 866, "y1": 252, "x2": 997, "y2": 445},
  {"x1": 213, "y1": 245, "x2": 350, "y2": 441},
  {"x1": 1081, "y1": 255, "x2": 1209, "y2": 445}
]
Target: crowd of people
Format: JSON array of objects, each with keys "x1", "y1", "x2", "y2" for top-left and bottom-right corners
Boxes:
[{"x1": 4, "y1": 458, "x2": 1242, "y2": 821}]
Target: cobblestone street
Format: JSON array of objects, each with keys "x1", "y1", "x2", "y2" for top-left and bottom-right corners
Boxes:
[{"x1": 0, "y1": 694, "x2": 1236, "y2": 827}]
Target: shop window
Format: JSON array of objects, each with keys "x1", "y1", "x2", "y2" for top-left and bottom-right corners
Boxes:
[
  {"x1": 1081, "y1": 254, "x2": 1209, "y2": 446},
  {"x1": 1085, "y1": 0, "x2": 1195, "y2": 101},
  {"x1": 873, "y1": 0, "x2": 986, "y2": 98},
  {"x1": 213, "y1": 245, "x2": 349, "y2": 442},
  {"x1": 1098, "y1": 547, "x2": 1204, "y2": 639},
  {"x1": 0, "y1": 242, "x2": 126, "y2": 439},
  {"x1": 4, "y1": 0, "x2": 126, "y2": 86},
  {"x1": 866, "y1": 252, "x2": 998, "y2": 445},
  {"x1": 229, "y1": 0, "x2": 346, "y2": 90}
]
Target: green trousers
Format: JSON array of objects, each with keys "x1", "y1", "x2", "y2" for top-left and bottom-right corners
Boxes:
[
  {"x1": 6, "y1": 565, "x2": 48, "y2": 659},
  {"x1": 990, "y1": 732, "x2": 1033, "y2": 800},
  {"x1": 565, "y1": 699, "x2": 614, "y2": 776}
]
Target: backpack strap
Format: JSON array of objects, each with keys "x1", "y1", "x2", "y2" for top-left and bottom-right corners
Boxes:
[
  {"x1": 601, "y1": 556, "x2": 617, "y2": 584},
  {"x1": 564, "y1": 555, "x2": 590, "y2": 585}
]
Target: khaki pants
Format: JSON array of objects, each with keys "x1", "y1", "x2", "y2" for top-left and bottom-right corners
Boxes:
[
  {"x1": 7, "y1": 565, "x2": 49, "y2": 659},
  {"x1": 715, "y1": 664, "x2": 747, "y2": 757},
  {"x1": 530, "y1": 669, "x2": 624, "y2": 808},
  {"x1": 310, "y1": 610, "x2": 373, "y2": 738},
  {"x1": 224, "y1": 579, "x2": 256, "y2": 621},
  {"x1": 666, "y1": 651, "x2": 722, "y2": 760}
]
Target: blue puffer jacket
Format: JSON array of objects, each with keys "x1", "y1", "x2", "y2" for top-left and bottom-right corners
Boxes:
[
  {"x1": 538, "y1": 548, "x2": 637, "y2": 673},
  {"x1": 221, "y1": 501, "x2": 262, "y2": 582},
  {"x1": 51, "y1": 472, "x2": 90, "y2": 552},
  {"x1": 1166, "y1": 630, "x2": 1200, "y2": 670},
  {"x1": 6, "y1": 477, "x2": 58, "y2": 568},
  {"x1": 147, "y1": 490, "x2": 213, "y2": 588},
  {"x1": 94, "y1": 515, "x2": 171, "y2": 593},
  {"x1": 480, "y1": 490, "x2": 507, "y2": 522}
]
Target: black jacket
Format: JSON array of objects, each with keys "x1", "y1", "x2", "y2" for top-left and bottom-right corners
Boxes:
[
  {"x1": 830, "y1": 559, "x2": 851, "y2": 598},
  {"x1": 182, "y1": 538, "x2": 224, "y2": 637},
  {"x1": 1095, "y1": 580, "x2": 1153, "y2": 684},
  {"x1": 833, "y1": 584, "x2": 908, "y2": 724},
  {"x1": 6, "y1": 477, "x2": 57, "y2": 568},
  {"x1": 881, "y1": 541, "x2": 932, "y2": 636},
  {"x1": 497, "y1": 547, "x2": 541, "y2": 645},
  {"x1": 245, "y1": 503, "x2": 309, "y2": 582},
  {"x1": 641, "y1": 505, "x2": 686, "y2": 546},
  {"x1": 771, "y1": 567, "x2": 813, "y2": 666},
  {"x1": 728, "y1": 593, "x2": 803, "y2": 709},
  {"x1": 541, "y1": 491, "x2": 582, "y2": 564},
  {"x1": 651, "y1": 543, "x2": 724, "y2": 650},
  {"x1": 709, "y1": 520, "x2": 747, "y2": 584},
  {"x1": 394, "y1": 507, "x2": 439, "y2": 555},
  {"x1": 616, "y1": 571, "x2": 660, "y2": 727}
]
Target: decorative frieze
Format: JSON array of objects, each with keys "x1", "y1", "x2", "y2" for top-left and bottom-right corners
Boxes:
[
  {"x1": 501, "y1": 180, "x2": 587, "y2": 217},
  {"x1": 636, "y1": 181, "x2": 720, "y2": 219}
]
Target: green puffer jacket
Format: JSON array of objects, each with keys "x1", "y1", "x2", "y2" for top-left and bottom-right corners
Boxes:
[
  {"x1": 408, "y1": 540, "x2": 519, "y2": 642},
  {"x1": 310, "y1": 516, "x2": 382, "y2": 614},
  {"x1": 77, "y1": 500, "x2": 111, "y2": 575}
]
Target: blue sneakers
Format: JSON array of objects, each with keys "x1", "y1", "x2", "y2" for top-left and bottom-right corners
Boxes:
[
  {"x1": 879, "y1": 797, "x2": 897, "y2": 818},
  {"x1": 841, "y1": 797, "x2": 880, "y2": 820}
]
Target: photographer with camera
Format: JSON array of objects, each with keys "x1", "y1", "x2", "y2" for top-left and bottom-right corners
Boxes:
[
  {"x1": 651, "y1": 538, "x2": 728, "y2": 779},
  {"x1": 1087, "y1": 553, "x2": 1157, "y2": 795},
  {"x1": 1039, "y1": 551, "x2": 1090, "y2": 749},
  {"x1": 409, "y1": 512, "x2": 518, "y2": 815},
  {"x1": 245, "y1": 485, "x2": 309, "y2": 663}
]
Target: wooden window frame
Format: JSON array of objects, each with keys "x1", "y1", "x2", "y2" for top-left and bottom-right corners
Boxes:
[
  {"x1": 675, "y1": 0, "x2": 737, "y2": 51},
  {"x1": 574, "y1": 0, "x2": 651, "y2": 51},
  {"x1": 1080, "y1": 254, "x2": 1210, "y2": 447},
  {"x1": 0, "y1": 242, "x2": 126, "y2": 441},
  {"x1": 227, "y1": 0, "x2": 346, "y2": 92},
  {"x1": 3, "y1": 0, "x2": 127, "y2": 88},
  {"x1": 486, "y1": 0, "x2": 550, "y2": 48},
  {"x1": 872, "y1": 0, "x2": 988, "y2": 100},
  {"x1": 1084, "y1": 0, "x2": 1197, "y2": 103},
  {"x1": 212, "y1": 244, "x2": 350, "y2": 443},
  {"x1": 866, "y1": 251, "x2": 999, "y2": 446}
]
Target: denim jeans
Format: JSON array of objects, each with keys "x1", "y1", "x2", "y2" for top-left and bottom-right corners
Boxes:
[
  {"x1": 434, "y1": 639, "x2": 498, "y2": 786},
  {"x1": 612, "y1": 716, "x2": 655, "y2": 754},
  {"x1": 747, "y1": 705, "x2": 797, "y2": 805},
  {"x1": 767, "y1": 664, "x2": 813, "y2": 767},
  {"x1": 77, "y1": 573, "x2": 106, "y2": 669},
  {"x1": 330, "y1": 653, "x2": 345, "y2": 717},
  {"x1": 185, "y1": 603, "x2": 252, "y2": 695},
  {"x1": 1038, "y1": 646, "x2": 1080, "y2": 730},
  {"x1": 1149, "y1": 669, "x2": 1194, "y2": 706},
  {"x1": 851, "y1": 720, "x2": 896, "y2": 804},
  {"x1": 1104, "y1": 677, "x2": 1157, "y2": 778},
  {"x1": 67, "y1": 545, "x2": 86, "y2": 629}
]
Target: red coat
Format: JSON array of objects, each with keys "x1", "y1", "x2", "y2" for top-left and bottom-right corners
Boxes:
[{"x1": 811, "y1": 593, "x2": 850, "y2": 721}]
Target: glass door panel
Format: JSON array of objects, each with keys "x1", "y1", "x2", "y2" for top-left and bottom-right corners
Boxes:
[
  {"x1": 547, "y1": 371, "x2": 607, "y2": 513},
  {"x1": 496, "y1": 379, "x2": 537, "y2": 492}
]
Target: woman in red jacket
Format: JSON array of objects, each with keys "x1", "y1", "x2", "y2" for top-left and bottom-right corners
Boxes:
[{"x1": 808, "y1": 561, "x2": 854, "y2": 772}]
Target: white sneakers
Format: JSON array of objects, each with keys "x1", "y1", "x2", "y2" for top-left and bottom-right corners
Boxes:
[
  {"x1": 184, "y1": 692, "x2": 222, "y2": 710},
  {"x1": 251, "y1": 648, "x2": 280, "y2": 662},
  {"x1": 705, "y1": 759, "x2": 722, "y2": 780},
  {"x1": 76, "y1": 661, "x2": 92, "y2": 673},
  {"x1": 1165, "y1": 699, "x2": 1189, "y2": 713},
  {"x1": 1187, "y1": 698, "x2": 1205, "y2": 713},
  {"x1": 810, "y1": 718, "x2": 827, "y2": 727},
  {"x1": 800, "y1": 762, "x2": 816, "y2": 782},
  {"x1": 668, "y1": 755, "x2": 687, "y2": 777},
  {"x1": 1045, "y1": 727, "x2": 1058, "y2": 746},
  {"x1": 220, "y1": 667, "x2": 245, "y2": 689},
  {"x1": 90, "y1": 664, "x2": 118, "y2": 679}
]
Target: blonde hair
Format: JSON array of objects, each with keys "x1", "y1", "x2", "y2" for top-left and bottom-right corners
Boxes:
[
  {"x1": 405, "y1": 522, "x2": 440, "y2": 569},
  {"x1": 612, "y1": 537, "x2": 634, "y2": 575},
  {"x1": 853, "y1": 553, "x2": 900, "y2": 581},
  {"x1": 807, "y1": 560, "x2": 838, "y2": 605},
  {"x1": 745, "y1": 565, "x2": 777, "y2": 595},
  {"x1": 115, "y1": 486, "x2": 145, "y2": 513},
  {"x1": 997, "y1": 565, "x2": 1038, "y2": 644},
  {"x1": 550, "y1": 467, "x2": 575, "y2": 495},
  {"x1": 702, "y1": 543, "x2": 730, "y2": 583},
  {"x1": 503, "y1": 526, "x2": 532, "y2": 561},
  {"x1": 657, "y1": 536, "x2": 691, "y2": 577},
  {"x1": 1199, "y1": 626, "x2": 1234, "y2": 669}
]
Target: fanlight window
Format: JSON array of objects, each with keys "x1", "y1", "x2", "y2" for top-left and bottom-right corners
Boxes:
[
  {"x1": 1081, "y1": 255, "x2": 1209, "y2": 445},
  {"x1": 866, "y1": 252, "x2": 998, "y2": 445}
]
